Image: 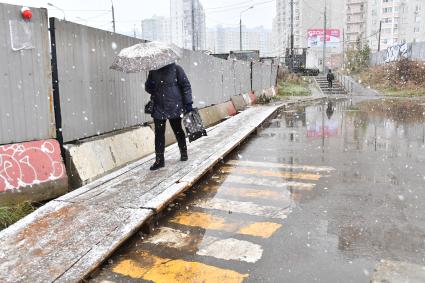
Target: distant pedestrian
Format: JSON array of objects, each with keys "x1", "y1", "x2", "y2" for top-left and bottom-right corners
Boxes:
[
  {"x1": 327, "y1": 69, "x2": 335, "y2": 89},
  {"x1": 145, "y1": 63, "x2": 193, "y2": 171}
]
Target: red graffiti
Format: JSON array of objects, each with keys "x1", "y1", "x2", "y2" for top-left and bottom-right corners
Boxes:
[{"x1": 0, "y1": 140, "x2": 65, "y2": 193}]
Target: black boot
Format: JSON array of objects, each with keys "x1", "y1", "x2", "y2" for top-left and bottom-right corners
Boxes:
[
  {"x1": 150, "y1": 154, "x2": 165, "y2": 171},
  {"x1": 180, "y1": 150, "x2": 188, "y2": 162}
]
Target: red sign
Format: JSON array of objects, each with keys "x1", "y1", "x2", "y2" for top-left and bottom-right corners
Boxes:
[{"x1": 307, "y1": 29, "x2": 341, "y2": 48}]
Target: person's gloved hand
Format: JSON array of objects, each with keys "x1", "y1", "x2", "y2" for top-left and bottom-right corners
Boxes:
[{"x1": 185, "y1": 103, "x2": 193, "y2": 113}]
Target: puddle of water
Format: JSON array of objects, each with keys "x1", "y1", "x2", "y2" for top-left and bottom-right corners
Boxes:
[{"x1": 91, "y1": 98, "x2": 425, "y2": 283}]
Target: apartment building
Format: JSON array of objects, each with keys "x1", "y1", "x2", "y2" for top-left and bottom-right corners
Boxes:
[
  {"x1": 141, "y1": 16, "x2": 171, "y2": 43},
  {"x1": 346, "y1": 0, "x2": 368, "y2": 48},
  {"x1": 349, "y1": 0, "x2": 425, "y2": 51},
  {"x1": 170, "y1": 0, "x2": 206, "y2": 50},
  {"x1": 206, "y1": 26, "x2": 274, "y2": 56}
]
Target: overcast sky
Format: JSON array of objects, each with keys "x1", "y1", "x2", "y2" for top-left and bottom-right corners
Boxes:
[{"x1": 1, "y1": 0, "x2": 275, "y2": 34}]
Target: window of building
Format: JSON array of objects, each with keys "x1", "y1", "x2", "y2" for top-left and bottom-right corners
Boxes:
[{"x1": 383, "y1": 7, "x2": 392, "y2": 13}]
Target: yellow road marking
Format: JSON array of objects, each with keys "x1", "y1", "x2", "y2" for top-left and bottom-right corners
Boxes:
[
  {"x1": 170, "y1": 211, "x2": 282, "y2": 238},
  {"x1": 237, "y1": 222, "x2": 282, "y2": 238},
  {"x1": 112, "y1": 253, "x2": 248, "y2": 283},
  {"x1": 221, "y1": 166, "x2": 322, "y2": 181},
  {"x1": 227, "y1": 160, "x2": 335, "y2": 172}
]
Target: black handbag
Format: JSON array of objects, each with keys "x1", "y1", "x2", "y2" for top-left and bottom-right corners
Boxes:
[
  {"x1": 183, "y1": 109, "x2": 207, "y2": 142},
  {"x1": 144, "y1": 100, "x2": 153, "y2": 114}
]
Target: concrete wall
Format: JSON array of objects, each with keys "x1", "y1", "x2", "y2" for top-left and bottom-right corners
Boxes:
[
  {"x1": 370, "y1": 42, "x2": 425, "y2": 66},
  {"x1": 0, "y1": 4, "x2": 55, "y2": 145},
  {"x1": 0, "y1": 140, "x2": 68, "y2": 205}
]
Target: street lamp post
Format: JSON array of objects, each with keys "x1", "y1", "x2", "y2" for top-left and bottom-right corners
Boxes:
[
  {"x1": 47, "y1": 3, "x2": 65, "y2": 20},
  {"x1": 240, "y1": 6, "x2": 254, "y2": 50},
  {"x1": 111, "y1": 0, "x2": 116, "y2": 33}
]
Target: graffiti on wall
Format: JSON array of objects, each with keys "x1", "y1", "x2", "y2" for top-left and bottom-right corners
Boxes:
[
  {"x1": 0, "y1": 140, "x2": 65, "y2": 192},
  {"x1": 383, "y1": 43, "x2": 412, "y2": 63}
]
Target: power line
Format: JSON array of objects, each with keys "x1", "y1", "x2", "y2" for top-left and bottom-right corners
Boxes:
[
  {"x1": 205, "y1": 0, "x2": 255, "y2": 10},
  {"x1": 207, "y1": 0, "x2": 274, "y2": 14}
]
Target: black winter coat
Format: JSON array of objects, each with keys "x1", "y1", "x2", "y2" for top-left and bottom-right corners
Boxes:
[{"x1": 145, "y1": 63, "x2": 193, "y2": 120}]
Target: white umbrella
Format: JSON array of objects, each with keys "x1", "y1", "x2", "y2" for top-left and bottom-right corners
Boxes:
[{"x1": 110, "y1": 41, "x2": 182, "y2": 73}]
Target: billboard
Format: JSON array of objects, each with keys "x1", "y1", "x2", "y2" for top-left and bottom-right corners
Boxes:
[{"x1": 307, "y1": 29, "x2": 341, "y2": 49}]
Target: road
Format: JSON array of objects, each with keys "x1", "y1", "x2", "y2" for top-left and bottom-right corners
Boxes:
[{"x1": 90, "y1": 97, "x2": 425, "y2": 283}]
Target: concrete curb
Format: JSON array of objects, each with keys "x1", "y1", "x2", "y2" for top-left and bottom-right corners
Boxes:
[{"x1": 65, "y1": 127, "x2": 155, "y2": 188}]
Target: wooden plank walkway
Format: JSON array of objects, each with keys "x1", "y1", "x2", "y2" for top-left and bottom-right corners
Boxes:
[{"x1": 0, "y1": 104, "x2": 282, "y2": 283}]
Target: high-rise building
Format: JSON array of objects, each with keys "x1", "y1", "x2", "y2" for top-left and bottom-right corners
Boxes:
[
  {"x1": 345, "y1": 0, "x2": 368, "y2": 48},
  {"x1": 400, "y1": 0, "x2": 425, "y2": 44},
  {"x1": 141, "y1": 16, "x2": 171, "y2": 43},
  {"x1": 350, "y1": 0, "x2": 425, "y2": 51},
  {"x1": 170, "y1": 0, "x2": 206, "y2": 50},
  {"x1": 206, "y1": 26, "x2": 274, "y2": 56}
]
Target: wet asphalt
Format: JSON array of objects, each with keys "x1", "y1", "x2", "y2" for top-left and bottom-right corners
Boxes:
[{"x1": 90, "y1": 97, "x2": 425, "y2": 283}]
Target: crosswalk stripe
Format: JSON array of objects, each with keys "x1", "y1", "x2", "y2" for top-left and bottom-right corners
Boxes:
[
  {"x1": 202, "y1": 186, "x2": 292, "y2": 202},
  {"x1": 170, "y1": 211, "x2": 282, "y2": 238},
  {"x1": 145, "y1": 227, "x2": 264, "y2": 263},
  {"x1": 197, "y1": 237, "x2": 263, "y2": 263},
  {"x1": 193, "y1": 198, "x2": 291, "y2": 219},
  {"x1": 220, "y1": 166, "x2": 323, "y2": 180},
  {"x1": 112, "y1": 252, "x2": 248, "y2": 282},
  {"x1": 227, "y1": 160, "x2": 336, "y2": 172},
  {"x1": 223, "y1": 175, "x2": 317, "y2": 190}
]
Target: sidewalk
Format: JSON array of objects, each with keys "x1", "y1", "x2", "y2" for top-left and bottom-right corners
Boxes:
[{"x1": 0, "y1": 104, "x2": 283, "y2": 283}]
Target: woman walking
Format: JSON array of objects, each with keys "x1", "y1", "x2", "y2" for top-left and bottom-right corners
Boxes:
[{"x1": 145, "y1": 63, "x2": 193, "y2": 171}]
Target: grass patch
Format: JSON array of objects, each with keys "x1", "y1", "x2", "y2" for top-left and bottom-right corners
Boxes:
[
  {"x1": 275, "y1": 70, "x2": 312, "y2": 98},
  {"x1": 355, "y1": 59, "x2": 425, "y2": 97},
  {"x1": 0, "y1": 202, "x2": 36, "y2": 230},
  {"x1": 278, "y1": 81, "x2": 311, "y2": 97}
]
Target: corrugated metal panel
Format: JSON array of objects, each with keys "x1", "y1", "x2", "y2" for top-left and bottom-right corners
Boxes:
[
  {"x1": 252, "y1": 62, "x2": 263, "y2": 94},
  {"x1": 0, "y1": 3, "x2": 54, "y2": 145},
  {"x1": 53, "y1": 19, "x2": 150, "y2": 142},
  {"x1": 234, "y1": 61, "x2": 251, "y2": 95},
  {"x1": 53, "y1": 19, "x2": 276, "y2": 142}
]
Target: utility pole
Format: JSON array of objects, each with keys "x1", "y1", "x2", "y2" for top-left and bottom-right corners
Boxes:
[
  {"x1": 322, "y1": 0, "x2": 327, "y2": 73},
  {"x1": 133, "y1": 24, "x2": 136, "y2": 38},
  {"x1": 240, "y1": 6, "x2": 254, "y2": 51},
  {"x1": 111, "y1": 0, "x2": 116, "y2": 33},
  {"x1": 342, "y1": 29, "x2": 345, "y2": 70},
  {"x1": 191, "y1": 0, "x2": 196, "y2": 51},
  {"x1": 378, "y1": 20, "x2": 382, "y2": 51},
  {"x1": 290, "y1": 0, "x2": 294, "y2": 71},
  {"x1": 240, "y1": 17, "x2": 243, "y2": 50}
]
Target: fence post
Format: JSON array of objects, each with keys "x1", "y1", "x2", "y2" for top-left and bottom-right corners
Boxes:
[{"x1": 49, "y1": 18, "x2": 65, "y2": 160}]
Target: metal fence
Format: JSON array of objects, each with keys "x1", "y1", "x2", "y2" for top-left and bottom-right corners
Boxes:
[
  {"x1": 0, "y1": 4, "x2": 54, "y2": 145},
  {"x1": 0, "y1": 3, "x2": 277, "y2": 145},
  {"x1": 52, "y1": 19, "x2": 278, "y2": 142},
  {"x1": 336, "y1": 73, "x2": 380, "y2": 96},
  {"x1": 51, "y1": 19, "x2": 150, "y2": 142}
]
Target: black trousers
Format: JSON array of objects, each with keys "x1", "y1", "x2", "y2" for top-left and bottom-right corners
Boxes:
[
  {"x1": 328, "y1": 80, "x2": 333, "y2": 88},
  {"x1": 154, "y1": 118, "x2": 187, "y2": 155}
]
